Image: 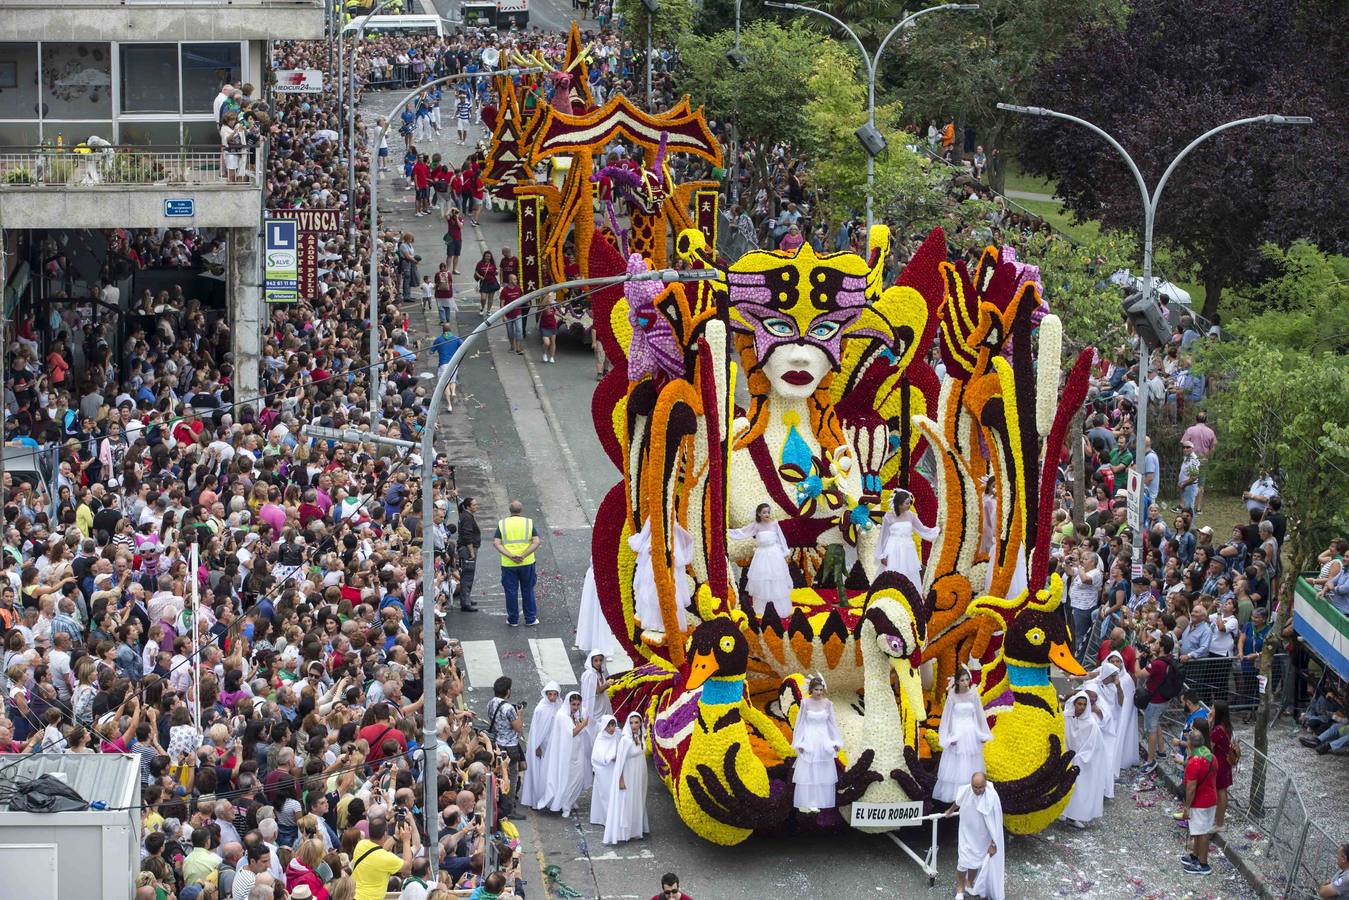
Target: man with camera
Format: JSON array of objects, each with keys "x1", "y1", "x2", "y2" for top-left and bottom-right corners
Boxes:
[
  {"x1": 485, "y1": 676, "x2": 526, "y2": 796},
  {"x1": 351, "y1": 815, "x2": 417, "y2": 900},
  {"x1": 1065, "y1": 546, "x2": 1103, "y2": 661}
]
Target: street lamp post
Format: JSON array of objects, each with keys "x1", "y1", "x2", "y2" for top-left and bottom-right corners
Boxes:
[
  {"x1": 365, "y1": 67, "x2": 543, "y2": 416},
  {"x1": 350, "y1": 269, "x2": 716, "y2": 858},
  {"x1": 996, "y1": 103, "x2": 1311, "y2": 600},
  {"x1": 765, "y1": 3, "x2": 978, "y2": 232},
  {"x1": 641, "y1": 0, "x2": 660, "y2": 110},
  {"x1": 348, "y1": 1, "x2": 396, "y2": 244}
]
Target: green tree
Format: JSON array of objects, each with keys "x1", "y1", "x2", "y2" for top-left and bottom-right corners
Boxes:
[
  {"x1": 1016, "y1": 229, "x2": 1134, "y2": 353},
  {"x1": 616, "y1": 0, "x2": 697, "y2": 46},
  {"x1": 1228, "y1": 242, "x2": 1349, "y2": 353},
  {"x1": 887, "y1": 0, "x2": 1127, "y2": 191},
  {"x1": 801, "y1": 41, "x2": 945, "y2": 231},
  {"x1": 675, "y1": 20, "x2": 825, "y2": 210}
]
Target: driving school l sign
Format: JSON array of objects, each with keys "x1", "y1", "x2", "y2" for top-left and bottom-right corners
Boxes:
[
  {"x1": 264, "y1": 219, "x2": 299, "y2": 304},
  {"x1": 850, "y1": 801, "x2": 925, "y2": 828}
]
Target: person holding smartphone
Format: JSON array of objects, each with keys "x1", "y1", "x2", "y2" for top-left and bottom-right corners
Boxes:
[{"x1": 1065, "y1": 546, "x2": 1102, "y2": 661}]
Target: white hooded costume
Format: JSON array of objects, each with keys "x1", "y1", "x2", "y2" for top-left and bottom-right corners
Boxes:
[
  {"x1": 790, "y1": 693, "x2": 843, "y2": 810},
  {"x1": 954, "y1": 779, "x2": 1005, "y2": 900},
  {"x1": 538, "y1": 691, "x2": 587, "y2": 817},
  {"x1": 629, "y1": 517, "x2": 694, "y2": 630},
  {"x1": 575, "y1": 565, "x2": 622, "y2": 657},
  {"x1": 934, "y1": 680, "x2": 993, "y2": 803},
  {"x1": 578, "y1": 649, "x2": 613, "y2": 792},
  {"x1": 1106, "y1": 651, "x2": 1141, "y2": 770},
  {"x1": 603, "y1": 713, "x2": 650, "y2": 844},
  {"x1": 1062, "y1": 690, "x2": 1107, "y2": 825},
  {"x1": 589, "y1": 716, "x2": 621, "y2": 825},
  {"x1": 519, "y1": 681, "x2": 562, "y2": 808},
  {"x1": 1084, "y1": 676, "x2": 1119, "y2": 798}
]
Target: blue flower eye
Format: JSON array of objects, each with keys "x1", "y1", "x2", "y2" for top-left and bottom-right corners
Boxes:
[
  {"x1": 808, "y1": 321, "x2": 841, "y2": 340},
  {"x1": 763, "y1": 318, "x2": 795, "y2": 337},
  {"x1": 635, "y1": 315, "x2": 651, "y2": 328}
]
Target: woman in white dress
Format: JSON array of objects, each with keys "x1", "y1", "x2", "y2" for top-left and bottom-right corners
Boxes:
[
  {"x1": 728, "y1": 502, "x2": 793, "y2": 619},
  {"x1": 589, "y1": 716, "x2": 621, "y2": 825},
  {"x1": 790, "y1": 675, "x2": 843, "y2": 812},
  {"x1": 877, "y1": 489, "x2": 940, "y2": 590},
  {"x1": 933, "y1": 666, "x2": 993, "y2": 803},
  {"x1": 575, "y1": 565, "x2": 622, "y2": 656},
  {"x1": 539, "y1": 691, "x2": 589, "y2": 818},
  {"x1": 1105, "y1": 650, "x2": 1140, "y2": 770},
  {"x1": 629, "y1": 517, "x2": 694, "y2": 630},
  {"x1": 1062, "y1": 690, "x2": 1107, "y2": 827},
  {"x1": 604, "y1": 712, "x2": 651, "y2": 844},
  {"x1": 519, "y1": 681, "x2": 562, "y2": 808}
]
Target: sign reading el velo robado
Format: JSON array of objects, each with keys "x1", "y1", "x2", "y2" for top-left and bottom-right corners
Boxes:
[
  {"x1": 267, "y1": 208, "x2": 341, "y2": 301},
  {"x1": 264, "y1": 219, "x2": 299, "y2": 304},
  {"x1": 849, "y1": 801, "x2": 925, "y2": 827}
]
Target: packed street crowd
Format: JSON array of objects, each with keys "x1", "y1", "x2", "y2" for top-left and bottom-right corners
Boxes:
[{"x1": 1, "y1": 8, "x2": 1346, "y2": 900}]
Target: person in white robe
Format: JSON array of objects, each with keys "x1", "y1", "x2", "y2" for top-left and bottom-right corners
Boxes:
[
  {"x1": 942, "y1": 772, "x2": 1005, "y2": 900},
  {"x1": 728, "y1": 502, "x2": 794, "y2": 619},
  {"x1": 1089, "y1": 662, "x2": 1127, "y2": 785},
  {"x1": 603, "y1": 712, "x2": 650, "y2": 844},
  {"x1": 589, "y1": 716, "x2": 620, "y2": 825},
  {"x1": 934, "y1": 667, "x2": 993, "y2": 803},
  {"x1": 630, "y1": 517, "x2": 694, "y2": 630},
  {"x1": 1062, "y1": 690, "x2": 1107, "y2": 827},
  {"x1": 579, "y1": 648, "x2": 613, "y2": 765},
  {"x1": 790, "y1": 674, "x2": 843, "y2": 812},
  {"x1": 1105, "y1": 650, "x2": 1140, "y2": 770},
  {"x1": 575, "y1": 564, "x2": 622, "y2": 657},
  {"x1": 1082, "y1": 678, "x2": 1118, "y2": 798},
  {"x1": 519, "y1": 681, "x2": 562, "y2": 808},
  {"x1": 877, "y1": 489, "x2": 939, "y2": 590},
  {"x1": 539, "y1": 691, "x2": 588, "y2": 817}
]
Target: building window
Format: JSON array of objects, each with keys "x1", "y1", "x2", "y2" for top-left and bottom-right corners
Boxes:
[
  {"x1": 119, "y1": 120, "x2": 182, "y2": 146},
  {"x1": 40, "y1": 43, "x2": 112, "y2": 119},
  {"x1": 0, "y1": 43, "x2": 40, "y2": 122},
  {"x1": 0, "y1": 121, "x2": 41, "y2": 148},
  {"x1": 120, "y1": 44, "x2": 180, "y2": 115},
  {"x1": 182, "y1": 43, "x2": 241, "y2": 114}
]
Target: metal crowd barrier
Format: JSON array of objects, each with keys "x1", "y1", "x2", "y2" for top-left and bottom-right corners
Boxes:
[{"x1": 1151, "y1": 658, "x2": 1340, "y2": 897}]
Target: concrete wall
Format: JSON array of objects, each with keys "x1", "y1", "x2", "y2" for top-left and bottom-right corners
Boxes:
[
  {"x1": 229, "y1": 226, "x2": 262, "y2": 415},
  {"x1": 0, "y1": 2, "x2": 326, "y2": 41},
  {"x1": 0, "y1": 185, "x2": 262, "y2": 230}
]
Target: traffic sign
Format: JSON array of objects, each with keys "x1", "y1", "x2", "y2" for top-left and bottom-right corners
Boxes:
[
  {"x1": 163, "y1": 198, "x2": 195, "y2": 218},
  {"x1": 1126, "y1": 466, "x2": 1142, "y2": 534},
  {"x1": 264, "y1": 219, "x2": 299, "y2": 304}
]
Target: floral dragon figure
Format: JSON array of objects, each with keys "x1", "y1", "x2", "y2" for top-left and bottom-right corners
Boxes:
[
  {"x1": 586, "y1": 215, "x2": 1094, "y2": 846},
  {"x1": 590, "y1": 131, "x2": 673, "y2": 258}
]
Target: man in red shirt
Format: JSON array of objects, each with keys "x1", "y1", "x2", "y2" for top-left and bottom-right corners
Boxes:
[
  {"x1": 412, "y1": 154, "x2": 431, "y2": 217},
  {"x1": 650, "y1": 873, "x2": 694, "y2": 900},
  {"x1": 358, "y1": 702, "x2": 408, "y2": 765},
  {"x1": 1135, "y1": 633, "x2": 1176, "y2": 773},
  {"x1": 1181, "y1": 726, "x2": 1218, "y2": 876},
  {"x1": 1096, "y1": 627, "x2": 1137, "y2": 673}
]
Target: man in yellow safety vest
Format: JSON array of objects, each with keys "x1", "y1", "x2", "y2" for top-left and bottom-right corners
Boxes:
[{"x1": 492, "y1": 499, "x2": 542, "y2": 626}]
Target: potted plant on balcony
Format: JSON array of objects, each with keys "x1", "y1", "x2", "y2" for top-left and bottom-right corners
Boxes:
[{"x1": 4, "y1": 166, "x2": 34, "y2": 185}]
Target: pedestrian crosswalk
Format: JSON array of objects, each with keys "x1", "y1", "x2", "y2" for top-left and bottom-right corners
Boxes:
[
  {"x1": 529, "y1": 637, "x2": 579, "y2": 686},
  {"x1": 458, "y1": 636, "x2": 636, "y2": 691}
]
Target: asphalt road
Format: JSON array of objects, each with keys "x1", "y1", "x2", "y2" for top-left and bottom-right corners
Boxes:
[{"x1": 363, "y1": 62, "x2": 1261, "y2": 897}]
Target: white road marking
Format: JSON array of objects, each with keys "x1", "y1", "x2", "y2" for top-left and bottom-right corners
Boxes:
[
  {"x1": 577, "y1": 848, "x2": 654, "y2": 861},
  {"x1": 460, "y1": 639, "x2": 504, "y2": 688},
  {"x1": 608, "y1": 653, "x2": 634, "y2": 676},
  {"x1": 529, "y1": 637, "x2": 578, "y2": 686}
]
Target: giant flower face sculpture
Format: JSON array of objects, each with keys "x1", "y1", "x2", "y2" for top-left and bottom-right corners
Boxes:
[{"x1": 727, "y1": 242, "x2": 871, "y2": 374}]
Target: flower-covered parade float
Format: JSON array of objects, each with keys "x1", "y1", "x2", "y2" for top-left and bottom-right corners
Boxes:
[{"x1": 568, "y1": 100, "x2": 1093, "y2": 849}]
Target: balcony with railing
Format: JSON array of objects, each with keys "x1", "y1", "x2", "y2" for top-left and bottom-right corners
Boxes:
[
  {"x1": 0, "y1": 0, "x2": 326, "y2": 40},
  {"x1": 0, "y1": 145, "x2": 260, "y2": 188},
  {"x1": 0, "y1": 146, "x2": 263, "y2": 230}
]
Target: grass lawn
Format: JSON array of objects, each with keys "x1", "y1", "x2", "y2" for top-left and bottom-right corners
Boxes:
[
  {"x1": 1013, "y1": 198, "x2": 1103, "y2": 244},
  {"x1": 1001, "y1": 161, "x2": 1057, "y2": 198}
]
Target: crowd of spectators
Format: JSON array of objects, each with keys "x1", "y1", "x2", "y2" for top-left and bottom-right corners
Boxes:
[{"x1": 1, "y1": 30, "x2": 529, "y2": 900}]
